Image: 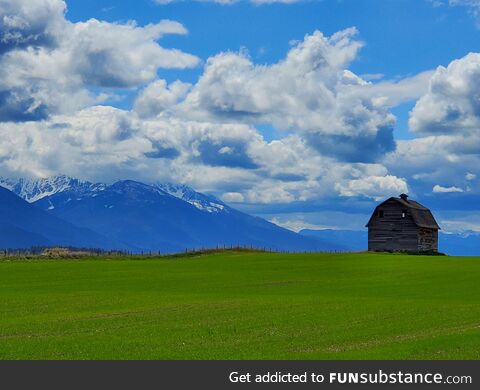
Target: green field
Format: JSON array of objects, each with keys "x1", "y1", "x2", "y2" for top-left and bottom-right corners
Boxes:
[{"x1": 0, "y1": 251, "x2": 479, "y2": 360}]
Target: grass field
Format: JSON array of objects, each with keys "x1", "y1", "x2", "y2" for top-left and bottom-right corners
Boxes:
[{"x1": 0, "y1": 251, "x2": 479, "y2": 360}]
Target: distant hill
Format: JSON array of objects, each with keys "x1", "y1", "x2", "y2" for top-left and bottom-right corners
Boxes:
[
  {"x1": 439, "y1": 232, "x2": 480, "y2": 256},
  {"x1": 0, "y1": 186, "x2": 115, "y2": 250},
  {"x1": 299, "y1": 229, "x2": 368, "y2": 252},
  {"x1": 1, "y1": 176, "x2": 323, "y2": 253}
]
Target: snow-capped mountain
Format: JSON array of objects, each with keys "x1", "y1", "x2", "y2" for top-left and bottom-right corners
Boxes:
[
  {"x1": 0, "y1": 175, "x2": 106, "y2": 203},
  {"x1": 0, "y1": 176, "x2": 225, "y2": 214},
  {"x1": 155, "y1": 183, "x2": 226, "y2": 213},
  {"x1": 0, "y1": 175, "x2": 327, "y2": 253}
]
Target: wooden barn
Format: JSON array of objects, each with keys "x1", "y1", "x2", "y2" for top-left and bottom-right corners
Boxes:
[{"x1": 366, "y1": 194, "x2": 440, "y2": 252}]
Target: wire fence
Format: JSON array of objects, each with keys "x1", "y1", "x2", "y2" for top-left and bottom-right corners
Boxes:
[{"x1": 0, "y1": 244, "x2": 362, "y2": 259}]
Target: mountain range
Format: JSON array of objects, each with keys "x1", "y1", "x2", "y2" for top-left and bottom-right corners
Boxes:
[{"x1": 0, "y1": 176, "x2": 323, "y2": 253}]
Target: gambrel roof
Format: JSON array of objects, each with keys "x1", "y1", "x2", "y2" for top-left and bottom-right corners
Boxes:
[{"x1": 366, "y1": 195, "x2": 440, "y2": 230}]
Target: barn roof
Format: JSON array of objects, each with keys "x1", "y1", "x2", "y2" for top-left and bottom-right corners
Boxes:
[{"x1": 366, "y1": 195, "x2": 441, "y2": 230}]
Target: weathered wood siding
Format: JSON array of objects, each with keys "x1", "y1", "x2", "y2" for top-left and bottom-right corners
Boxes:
[
  {"x1": 418, "y1": 228, "x2": 438, "y2": 252},
  {"x1": 368, "y1": 200, "x2": 419, "y2": 252}
]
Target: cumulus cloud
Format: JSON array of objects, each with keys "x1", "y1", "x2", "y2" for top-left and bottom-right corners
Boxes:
[
  {"x1": 409, "y1": 53, "x2": 480, "y2": 135},
  {"x1": 0, "y1": 0, "x2": 66, "y2": 54},
  {"x1": 361, "y1": 71, "x2": 433, "y2": 108},
  {"x1": 433, "y1": 184, "x2": 464, "y2": 193},
  {"x1": 130, "y1": 28, "x2": 430, "y2": 203},
  {"x1": 439, "y1": 214, "x2": 480, "y2": 233},
  {"x1": 0, "y1": 106, "x2": 263, "y2": 184},
  {"x1": 139, "y1": 28, "x2": 396, "y2": 163},
  {"x1": 466, "y1": 172, "x2": 476, "y2": 180},
  {"x1": 0, "y1": 106, "x2": 149, "y2": 179},
  {"x1": 69, "y1": 19, "x2": 197, "y2": 88},
  {"x1": 0, "y1": 0, "x2": 198, "y2": 122},
  {"x1": 335, "y1": 174, "x2": 408, "y2": 200},
  {"x1": 268, "y1": 218, "x2": 329, "y2": 233},
  {"x1": 134, "y1": 80, "x2": 191, "y2": 118},
  {"x1": 266, "y1": 212, "x2": 369, "y2": 232},
  {"x1": 384, "y1": 52, "x2": 480, "y2": 198},
  {"x1": 384, "y1": 135, "x2": 480, "y2": 197},
  {"x1": 221, "y1": 192, "x2": 245, "y2": 202}
]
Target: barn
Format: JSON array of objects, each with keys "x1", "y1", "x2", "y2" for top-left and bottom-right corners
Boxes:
[{"x1": 366, "y1": 194, "x2": 440, "y2": 252}]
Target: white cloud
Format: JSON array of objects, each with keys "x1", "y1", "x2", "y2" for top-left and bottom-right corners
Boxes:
[
  {"x1": 466, "y1": 172, "x2": 476, "y2": 180},
  {"x1": 409, "y1": 53, "x2": 480, "y2": 135},
  {"x1": 221, "y1": 192, "x2": 245, "y2": 202},
  {"x1": 0, "y1": 0, "x2": 199, "y2": 121},
  {"x1": 0, "y1": 0, "x2": 67, "y2": 53},
  {"x1": 336, "y1": 175, "x2": 408, "y2": 200},
  {"x1": 268, "y1": 218, "x2": 329, "y2": 233},
  {"x1": 439, "y1": 214, "x2": 480, "y2": 233},
  {"x1": 244, "y1": 185, "x2": 296, "y2": 203},
  {"x1": 361, "y1": 71, "x2": 433, "y2": 108},
  {"x1": 68, "y1": 19, "x2": 198, "y2": 88},
  {"x1": 360, "y1": 73, "x2": 384, "y2": 81},
  {"x1": 137, "y1": 28, "x2": 398, "y2": 163},
  {"x1": 383, "y1": 136, "x2": 480, "y2": 203},
  {"x1": 433, "y1": 184, "x2": 464, "y2": 193},
  {"x1": 383, "y1": 52, "x2": 480, "y2": 198},
  {"x1": 134, "y1": 80, "x2": 192, "y2": 118},
  {"x1": 261, "y1": 211, "x2": 369, "y2": 232},
  {"x1": 0, "y1": 106, "x2": 149, "y2": 180}
]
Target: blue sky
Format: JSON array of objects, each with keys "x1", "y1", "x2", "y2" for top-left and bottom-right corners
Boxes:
[{"x1": 2, "y1": 0, "x2": 480, "y2": 233}]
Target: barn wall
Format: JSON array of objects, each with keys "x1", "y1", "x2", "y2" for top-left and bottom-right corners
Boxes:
[
  {"x1": 418, "y1": 228, "x2": 438, "y2": 252},
  {"x1": 368, "y1": 200, "x2": 419, "y2": 252}
]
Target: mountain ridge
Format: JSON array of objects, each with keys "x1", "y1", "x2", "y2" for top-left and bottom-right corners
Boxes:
[{"x1": 0, "y1": 176, "x2": 323, "y2": 253}]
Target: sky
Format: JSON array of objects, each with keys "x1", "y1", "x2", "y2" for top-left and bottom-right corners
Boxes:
[{"x1": 1, "y1": 0, "x2": 480, "y2": 233}]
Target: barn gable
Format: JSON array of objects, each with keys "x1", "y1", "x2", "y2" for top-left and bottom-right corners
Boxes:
[{"x1": 366, "y1": 196, "x2": 440, "y2": 230}]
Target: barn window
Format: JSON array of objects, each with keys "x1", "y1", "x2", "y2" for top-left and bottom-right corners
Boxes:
[
  {"x1": 378, "y1": 210, "x2": 384, "y2": 218},
  {"x1": 402, "y1": 209, "x2": 407, "y2": 218}
]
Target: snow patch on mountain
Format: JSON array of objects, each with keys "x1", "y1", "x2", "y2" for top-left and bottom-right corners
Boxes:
[
  {"x1": 156, "y1": 183, "x2": 227, "y2": 213},
  {"x1": 0, "y1": 175, "x2": 106, "y2": 203}
]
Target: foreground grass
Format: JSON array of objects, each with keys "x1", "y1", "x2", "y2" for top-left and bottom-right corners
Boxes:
[{"x1": 0, "y1": 251, "x2": 479, "y2": 359}]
